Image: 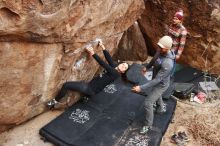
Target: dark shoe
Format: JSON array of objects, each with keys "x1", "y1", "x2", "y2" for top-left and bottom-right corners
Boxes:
[
  {"x1": 82, "y1": 96, "x2": 89, "y2": 102},
  {"x1": 139, "y1": 126, "x2": 150, "y2": 134},
  {"x1": 47, "y1": 99, "x2": 58, "y2": 109},
  {"x1": 79, "y1": 96, "x2": 89, "y2": 103},
  {"x1": 170, "y1": 134, "x2": 186, "y2": 146},
  {"x1": 178, "y1": 131, "x2": 189, "y2": 142},
  {"x1": 156, "y1": 103, "x2": 167, "y2": 113},
  {"x1": 170, "y1": 134, "x2": 178, "y2": 143}
]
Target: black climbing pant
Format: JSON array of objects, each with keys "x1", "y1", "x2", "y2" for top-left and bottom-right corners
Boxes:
[{"x1": 55, "y1": 81, "x2": 95, "y2": 101}]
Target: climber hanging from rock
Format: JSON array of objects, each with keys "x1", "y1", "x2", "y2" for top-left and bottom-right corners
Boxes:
[{"x1": 47, "y1": 40, "x2": 129, "y2": 109}]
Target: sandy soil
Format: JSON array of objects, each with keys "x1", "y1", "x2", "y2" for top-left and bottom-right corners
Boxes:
[
  {"x1": 0, "y1": 100, "x2": 220, "y2": 146},
  {"x1": 0, "y1": 110, "x2": 62, "y2": 146},
  {"x1": 161, "y1": 99, "x2": 220, "y2": 146}
]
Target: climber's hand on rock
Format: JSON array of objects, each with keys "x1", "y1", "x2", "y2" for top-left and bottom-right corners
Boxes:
[
  {"x1": 98, "y1": 41, "x2": 106, "y2": 50},
  {"x1": 85, "y1": 46, "x2": 95, "y2": 55}
]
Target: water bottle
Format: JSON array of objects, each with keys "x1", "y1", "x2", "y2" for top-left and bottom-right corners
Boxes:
[{"x1": 190, "y1": 93, "x2": 195, "y2": 102}]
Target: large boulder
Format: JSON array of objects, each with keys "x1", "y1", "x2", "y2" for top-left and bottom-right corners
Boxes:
[
  {"x1": 0, "y1": 0, "x2": 145, "y2": 132},
  {"x1": 0, "y1": 42, "x2": 63, "y2": 132},
  {"x1": 0, "y1": 35, "x2": 122, "y2": 132},
  {"x1": 0, "y1": 0, "x2": 144, "y2": 43},
  {"x1": 139, "y1": 0, "x2": 220, "y2": 74},
  {"x1": 114, "y1": 22, "x2": 148, "y2": 61}
]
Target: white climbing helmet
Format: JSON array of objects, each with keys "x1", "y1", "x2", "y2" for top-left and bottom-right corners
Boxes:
[{"x1": 157, "y1": 36, "x2": 173, "y2": 50}]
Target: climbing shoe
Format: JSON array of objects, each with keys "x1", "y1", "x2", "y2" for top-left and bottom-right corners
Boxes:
[
  {"x1": 156, "y1": 103, "x2": 167, "y2": 113},
  {"x1": 47, "y1": 99, "x2": 58, "y2": 109},
  {"x1": 178, "y1": 131, "x2": 190, "y2": 142},
  {"x1": 139, "y1": 126, "x2": 150, "y2": 134},
  {"x1": 170, "y1": 133, "x2": 186, "y2": 146}
]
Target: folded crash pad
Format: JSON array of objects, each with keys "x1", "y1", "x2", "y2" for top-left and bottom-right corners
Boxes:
[
  {"x1": 126, "y1": 63, "x2": 156, "y2": 96},
  {"x1": 126, "y1": 63, "x2": 149, "y2": 85},
  {"x1": 40, "y1": 79, "x2": 176, "y2": 146}
]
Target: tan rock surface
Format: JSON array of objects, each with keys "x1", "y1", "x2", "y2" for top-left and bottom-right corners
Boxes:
[
  {"x1": 139, "y1": 0, "x2": 220, "y2": 74},
  {"x1": 0, "y1": 33, "x2": 124, "y2": 133},
  {"x1": 0, "y1": 0, "x2": 145, "y2": 132},
  {"x1": 114, "y1": 22, "x2": 148, "y2": 62},
  {"x1": 0, "y1": 0, "x2": 144, "y2": 43},
  {"x1": 0, "y1": 42, "x2": 63, "y2": 132}
]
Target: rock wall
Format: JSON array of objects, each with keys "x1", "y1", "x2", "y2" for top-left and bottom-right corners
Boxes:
[
  {"x1": 0, "y1": 0, "x2": 145, "y2": 132},
  {"x1": 139, "y1": 0, "x2": 220, "y2": 74},
  {"x1": 0, "y1": 42, "x2": 63, "y2": 131},
  {"x1": 114, "y1": 22, "x2": 148, "y2": 62},
  {"x1": 0, "y1": 0, "x2": 144, "y2": 43}
]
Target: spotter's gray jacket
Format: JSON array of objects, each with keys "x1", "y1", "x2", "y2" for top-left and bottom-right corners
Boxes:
[{"x1": 140, "y1": 50, "x2": 175, "y2": 91}]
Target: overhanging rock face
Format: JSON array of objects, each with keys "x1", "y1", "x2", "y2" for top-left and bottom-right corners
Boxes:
[
  {"x1": 0, "y1": 0, "x2": 144, "y2": 43},
  {"x1": 139, "y1": 0, "x2": 220, "y2": 74},
  {"x1": 0, "y1": 0, "x2": 145, "y2": 132}
]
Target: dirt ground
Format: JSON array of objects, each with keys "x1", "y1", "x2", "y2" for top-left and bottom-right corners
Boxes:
[
  {"x1": 0, "y1": 110, "x2": 62, "y2": 146},
  {"x1": 161, "y1": 99, "x2": 220, "y2": 146},
  {"x1": 0, "y1": 99, "x2": 220, "y2": 146}
]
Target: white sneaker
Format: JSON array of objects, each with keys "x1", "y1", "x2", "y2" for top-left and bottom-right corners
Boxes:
[
  {"x1": 140, "y1": 126, "x2": 150, "y2": 134},
  {"x1": 156, "y1": 103, "x2": 167, "y2": 113}
]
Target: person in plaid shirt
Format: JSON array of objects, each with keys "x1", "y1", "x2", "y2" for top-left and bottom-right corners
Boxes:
[
  {"x1": 168, "y1": 10, "x2": 187, "y2": 60},
  {"x1": 144, "y1": 9, "x2": 188, "y2": 73}
]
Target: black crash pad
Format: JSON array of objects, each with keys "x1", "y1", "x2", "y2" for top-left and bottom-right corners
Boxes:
[
  {"x1": 40, "y1": 102, "x2": 102, "y2": 146},
  {"x1": 134, "y1": 98, "x2": 177, "y2": 135},
  {"x1": 73, "y1": 116, "x2": 129, "y2": 146},
  {"x1": 87, "y1": 79, "x2": 126, "y2": 111},
  {"x1": 174, "y1": 66, "x2": 203, "y2": 82},
  {"x1": 118, "y1": 126, "x2": 162, "y2": 146},
  {"x1": 40, "y1": 79, "x2": 177, "y2": 146},
  {"x1": 117, "y1": 98, "x2": 176, "y2": 146},
  {"x1": 173, "y1": 66, "x2": 219, "y2": 93},
  {"x1": 153, "y1": 98, "x2": 177, "y2": 134},
  {"x1": 103, "y1": 83, "x2": 145, "y2": 123}
]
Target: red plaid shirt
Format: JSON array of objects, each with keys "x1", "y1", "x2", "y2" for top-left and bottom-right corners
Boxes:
[{"x1": 168, "y1": 24, "x2": 187, "y2": 58}]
